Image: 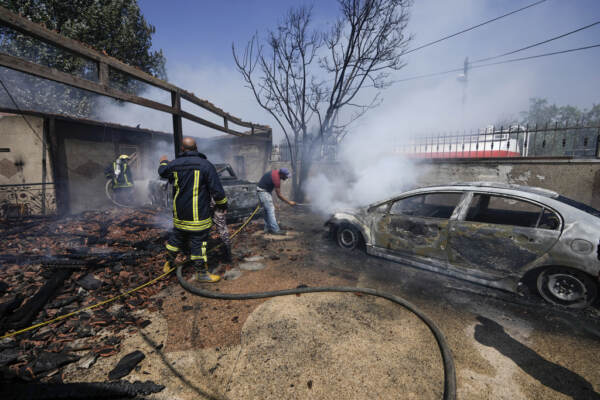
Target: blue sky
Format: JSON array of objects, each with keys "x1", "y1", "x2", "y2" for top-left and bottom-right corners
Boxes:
[{"x1": 129, "y1": 0, "x2": 600, "y2": 138}]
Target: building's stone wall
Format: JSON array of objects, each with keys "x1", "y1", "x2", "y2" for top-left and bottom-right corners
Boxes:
[
  {"x1": 416, "y1": 159, "x2": 600, "y2": 208},
  {"x1": 0, "y1": 115, "x2": 56, "y2": 216}
]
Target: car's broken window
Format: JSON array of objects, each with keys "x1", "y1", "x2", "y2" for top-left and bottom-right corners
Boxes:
[
  {"x1": 390, "y1": 193, "x2": 462, "y2": 219},
  {"x1": 466, "y1": 194, "x2": 543, "y2": 228},
  {"x1": 538, "y1": 209, "x2": 561, "y2": 230},
  {"x1": 370, "y1": 203, "x2": 389, "y2": 213}
]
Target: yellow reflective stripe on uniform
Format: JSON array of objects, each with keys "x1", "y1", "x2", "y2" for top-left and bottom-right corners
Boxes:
[
  {"x1": 173, "y1": 216, "x2": 212, "y2": 231},
  {"x1": 166, "y1": 243, "x2": 179, "y2": 252},
  {"x1": 123, "y1": 164, "x2": 130, "y2": 185},
  {"x1": 191, "y1": 242, "x2": 208, "y2": 262},
  {"x1": 173, "y1": 223, "x2": 212, "y2": 231},
  {"x1": 173, "y1": 216, "x2": 212, "y2": 226},
  {"x1": 173, "y1": 171, "x2": 179, "y2": 219},
  {"x1": 214, "y1": 196, "x2": 227, "y2": 205},
  {"x1": 192, "y1": 170, "x2": 200, "y2": 221},
  {"x1": 160, "y1": 162, "x2": 168, "y2": 166},
  {"x1": 112, "y1": 162, "x2": 118, "y2": 185}
]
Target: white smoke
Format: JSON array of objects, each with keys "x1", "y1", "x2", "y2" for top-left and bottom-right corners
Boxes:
[{"x1": 304, "y1": 126, "x2": 424, "y2": 215}]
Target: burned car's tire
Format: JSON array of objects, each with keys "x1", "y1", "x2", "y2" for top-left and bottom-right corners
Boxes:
[
  {"x1": 536, "y1": 267, "x2": 598, "y2": 308},
  {"x1": 336, "y1": 223, "x2": 363, "y2": 251}
]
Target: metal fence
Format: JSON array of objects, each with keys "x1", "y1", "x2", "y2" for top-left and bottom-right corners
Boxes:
[
  {"x1": 269, "y1": 124, "x2": 600, "y2": 162},
  {"x1": 394, "y1": 124, "x2": 600, "y2": 159},
  {"x1": 0, "y1": 182, "x2": 56, "y2": 218},
  {"x1": 271, "y1": 143, "x2": 338, "y2": 162}
]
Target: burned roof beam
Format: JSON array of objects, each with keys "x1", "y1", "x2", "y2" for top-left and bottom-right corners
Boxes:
[
  {"x1": 0, "y1": 6, "x2": 270, "y2": 137},
  {"x1": 0, "y1": 53, "x2": 176, "y2": 115},
  {"x1": 0, "y1": 53, "x2": 255, "y2": 137}
]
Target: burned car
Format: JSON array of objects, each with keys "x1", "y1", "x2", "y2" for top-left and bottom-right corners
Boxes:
[
  {"x1": 326, "y1": 182, "x2": 600, "y2": 308},
  {"x1": 149, "y1": 163, "x2": 260, "y2": 223}
]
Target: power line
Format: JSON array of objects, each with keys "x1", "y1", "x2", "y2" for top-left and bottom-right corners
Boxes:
[
  {"x1": 392, "y1": 43, "x2": 600, "y2": 83},
  {"x1": 404, "y1": 0, "x2": 547, "y2": 55},
  {"x1": 472, "y1": 43, "x2": 600, "y2": 70},
  {"x1": 472, "y1": 20, "x2": 600, "y2": 63}
]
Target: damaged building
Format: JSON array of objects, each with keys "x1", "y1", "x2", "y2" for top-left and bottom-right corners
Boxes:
[{"x1": 0, "y1": 111, "x2": 271, "y2": 217}]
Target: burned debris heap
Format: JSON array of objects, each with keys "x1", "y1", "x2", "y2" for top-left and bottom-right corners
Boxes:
[{"x1": 0, "y1": 207, "x2": 189, "y2": 396}]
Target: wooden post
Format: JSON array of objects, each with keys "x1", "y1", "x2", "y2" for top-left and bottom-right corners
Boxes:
[
  {"x1": 98, "y1": 62, "x2": 109, "y2": 86},
  {"x1": 171, "y1": 91, "x2": 183, "y2": 157},
  {"x1": 47, "y1": 117, "x2": 69, "y2": 215},
  {"x1": 41, "y1": 118, "x2": 48, "y2": 215}
]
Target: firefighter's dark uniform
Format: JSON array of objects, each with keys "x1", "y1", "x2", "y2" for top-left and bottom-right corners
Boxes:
[
  {"x1": 158, "y1": 151, "x2": 227, "y2": 282},
  {"x1": 105, "y1": 155, "x2": 134, "y2": 204}
]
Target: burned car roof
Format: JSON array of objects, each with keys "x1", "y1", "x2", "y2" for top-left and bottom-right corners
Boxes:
[
  {"x1": 446, "y1": 182, "x2": 559, "y2": 198},
  {"x1": 367, "y1": 182, "x2": 595, "y2": 216}
]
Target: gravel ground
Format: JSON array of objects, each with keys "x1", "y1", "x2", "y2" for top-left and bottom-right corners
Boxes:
[{"x1": 58, "y1": 207, "x2": 600, "y2": 399}]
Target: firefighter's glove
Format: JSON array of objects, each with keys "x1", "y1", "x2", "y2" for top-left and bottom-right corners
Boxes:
[{"x1": 215, "y1": 203, "x2": 228, "y2": 212}]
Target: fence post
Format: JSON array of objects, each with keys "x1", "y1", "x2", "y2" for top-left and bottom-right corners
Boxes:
[
  {"x1": 171, "y1": 91, "x2": 182, "y2": 157},
  {"x1": 597, "y1": 127, "x2": 600, "y2": 158}
]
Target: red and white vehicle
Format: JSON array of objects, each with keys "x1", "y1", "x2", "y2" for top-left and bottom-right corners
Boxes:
[{"x1": 396, "y1": 126, "x2": 527, "y2": 159}]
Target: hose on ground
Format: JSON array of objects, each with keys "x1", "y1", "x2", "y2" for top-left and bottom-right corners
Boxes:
[
  {"x1": 176, "y1": 265, "x2": 457, "y2": 400},
  {"x1": 105, "y1": 179, "x2": 133, "y2": 208}
]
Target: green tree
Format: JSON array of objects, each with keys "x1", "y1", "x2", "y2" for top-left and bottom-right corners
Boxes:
[
  {"x1": 0, "y1": 0, "x2": 166, "y2": 118},
  {"x1": 519, "y1": 98, "x2": 599, "y2": 127},
  {"x1": 519, "y1": 98, "x2": 559, "y2": 127}
]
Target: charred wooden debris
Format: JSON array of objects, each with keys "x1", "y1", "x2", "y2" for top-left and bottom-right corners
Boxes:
[{"x1": 0, "y1": 207, "x2": 191, "y2": 392}]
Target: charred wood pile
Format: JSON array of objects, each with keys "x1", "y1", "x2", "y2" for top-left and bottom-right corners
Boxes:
[{"x1": 0, "y1": 207, "x2": 186, "y2": 391}]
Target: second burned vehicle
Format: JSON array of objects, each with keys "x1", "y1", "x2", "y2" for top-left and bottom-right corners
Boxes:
[
  {"x1": 149, "y1": 163, "x2": 261, "y2": 223},
  {"x1": 326, "y1": 182, "x2": 600, "y2": 308}
]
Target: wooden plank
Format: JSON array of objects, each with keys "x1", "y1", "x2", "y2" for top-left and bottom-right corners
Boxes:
[
  {"x1": 171, "y1": 91, "x2": 182, "y2": 155},
  {"x1": 0, "y1": 53, "x2": 176, "y2": 114},
  {"x1": 0, "y1": 6, "x2": 271, "y2": 136},
  {"x1": 0, "y1": 6, "x2": 270, "y2": 135},
  {"x1": 41, "y1": 117, "x2": 48, "y2": 215},
  {"x1": 180, "y1": 90, "x2": 269, "y2": 130},
  {"x1": 180, "y1": 110, "x2": 244, "y2": 137},
  {"x1": 98, "y1": 62, "x2": 109, "y2": 86},
  {"x1": 0, "y1": 6, "x2": 178, "y2": 93}
]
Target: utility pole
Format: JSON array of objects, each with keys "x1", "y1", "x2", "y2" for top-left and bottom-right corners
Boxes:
[{"x1": 457, "y1": 57, "x2": 469, "y2": 128}]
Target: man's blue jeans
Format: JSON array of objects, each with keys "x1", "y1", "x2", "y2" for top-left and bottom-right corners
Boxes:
[{"x1": 257, "y1": 191, "x2": 280, "y2": 233}]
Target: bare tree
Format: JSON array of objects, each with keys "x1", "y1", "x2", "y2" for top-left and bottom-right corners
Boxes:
[{"x1": 233, "y1": 0, "x2": 412, "y2": 200}]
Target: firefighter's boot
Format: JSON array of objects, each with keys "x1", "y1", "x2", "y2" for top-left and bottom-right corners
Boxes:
[
  {"x1": 163, "y1": 251, "x2": 176, "y2": 273},
  {"x1": 196, "y1": 261, "x2": 221, "y2": 283}
]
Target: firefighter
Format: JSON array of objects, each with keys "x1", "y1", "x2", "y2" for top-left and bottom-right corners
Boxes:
[
  {"x1": 105, "y1": 154, "x2": 134, "y2": 204},
  {"x1": 159, "y1": 137, "x2": 227, "y2": 283}
]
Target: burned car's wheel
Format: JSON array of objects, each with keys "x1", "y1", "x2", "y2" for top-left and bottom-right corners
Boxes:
[
  {"x1": 536, "y1": 267, "x2": 598, "y2": 308},
  {"x1": 336, "y1": 223, "x2": 362, "y2": 251}
]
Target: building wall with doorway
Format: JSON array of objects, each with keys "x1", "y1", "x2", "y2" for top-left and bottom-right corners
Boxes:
[
  {"x1": 0, "y1": 114, "x2": 55, "y2": 217},
  {"x1": 51, "y1": 118, "x2": 173, "y2": 213},
  {"x1": 2, "y1": 112, "x2": 272, "y2": 215}
]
